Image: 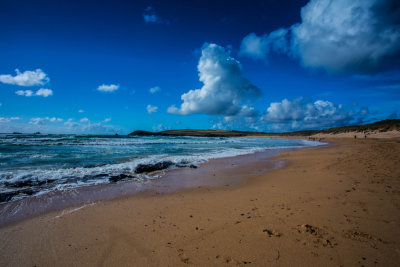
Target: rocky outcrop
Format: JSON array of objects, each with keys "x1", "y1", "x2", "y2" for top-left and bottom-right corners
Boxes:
[
  {"x1": 135, "y1": 161, "x2": 174, "y2": 173},
  {"x1": 109, "y1": 173, "x2": 136, "y2": 183},
  {"x1": 0, "y1": 188, "x2": 38, "y2": 203}
]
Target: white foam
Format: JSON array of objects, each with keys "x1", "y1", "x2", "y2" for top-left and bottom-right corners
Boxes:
[
  {"x1": 54, "y1": 203, "x2": 95, "y2": 218},
  {"x1": 0, "y1": 136, "x2": 324, "y2": 202}
]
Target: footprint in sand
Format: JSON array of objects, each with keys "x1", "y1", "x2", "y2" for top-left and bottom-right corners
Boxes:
[
  {"x1": 263, "y1": 228, "x2": 282, "y2": 237},
  {"x1": 216, "y1": 255, "x2": 252, "y2": 265},
  {"x1": 177, "y1": 248, "x2": 192, "y2": 264},
  {"x1": 295, "y1": 224, "x2": 337, "y2": 248},
  {"x1": 342, "y1": 229, "x2": 387, "y2": 248}
]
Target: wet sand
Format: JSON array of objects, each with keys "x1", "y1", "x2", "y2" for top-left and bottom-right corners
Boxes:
[
  {"x1": 0, "y1": 137, "x2": 400, "y2": 266},
  {"x1": 0, "y1": 149, "x2": 284, "y2": 227}
]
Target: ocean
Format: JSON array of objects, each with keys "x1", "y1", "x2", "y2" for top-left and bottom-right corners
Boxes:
[{"x1": 0, "y1": 133, "x2": 322, "y2": 203}]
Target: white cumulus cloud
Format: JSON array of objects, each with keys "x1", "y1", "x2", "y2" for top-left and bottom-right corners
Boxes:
[
  {"x1": 16, "y1": 88, "x2": 53, "y2": 97},
  {"x1": 80, "y1": 117, "x2": 89, "y2": 122},
  {"x1": 30, "y1": 117, "x2": 63, "y2": 125},
  {"x1": 149, "y1": 86, "x2": 161, "y2": 94},
  {"x1": 16, "y1": 90, "x2": 34, "y2": 97},
  {"x1": 35, "y1": 88, "x2": 53, "y2": 97},
  {"x1": 48, "y1": 117, "x2": 63, "y2": 122},
  {"x1": 168, "y1": 43, "x2": 261, "y2": 116},
  {"x1": 261, "y1": 97, "x2": 369, "y2": 130},
  {"x1": 0, "y1": 69, "x2": 49, "y2": 86},
  {"x1": 104, "y1": 117, "x2": 111, "y2": 122},
  {"x1": 0, "y1": 116, "x2": 118, "y2": 134},
  {"x1": 147, "y1": 105, "x2": 158, "y2": 114},
  {"x1": 240, "y1": 0, "x2": 400, "y2": 74},
  {"x1": 97, "y1": 84, "x2": 119, "y2": 92}
]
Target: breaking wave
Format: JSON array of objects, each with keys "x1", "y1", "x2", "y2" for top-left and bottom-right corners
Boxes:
[{"x1": 0, "y1": 134, "x2": 323, "y2": 203}]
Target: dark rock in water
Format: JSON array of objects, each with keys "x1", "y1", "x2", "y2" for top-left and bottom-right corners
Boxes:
[
  {"x1": 109, "y1": 173, "x2": 136, "y2": 183},
  {"x1": 19, "y1": 188, "x2": 37, "y2": 196},
  {"x1": 175, "y1": 164, "x2": 187, "y2": 168},
  {"x1": 0, "y1": 188, "x2": 40, "y2": 203},
  {"x1": 5, "y1": 179, "x2": 54, "y2": 188},
  {"x1": 34, "y1": 132, "x2": 41, "y2": 135},
  {"x1": 35, "y1": 179, "x2": 55, "y2": 186},
  {"x1": 6, "y1": 180, "x2": 35, "y2": 188},
  {"x1": 94, "y1": 173, "x2": 109, "y2": 178},
  {"x1": 0, "y1": 192, "x2": 18, "y2": 203},
  {"x1": 135, "y1": 161, "x2": 174, "y2": 174},
  {"x1": 175, "y1": 162, "x2": 197, "y2": 169},
  {"x1": 41, "y1": 179, "x2": 56, "y2": 186}
]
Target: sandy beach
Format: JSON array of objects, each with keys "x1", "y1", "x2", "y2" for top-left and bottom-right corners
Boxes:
[
  {"x1": 0, "y1": 136, "x2": 399, "y2": 266},
  {"x1": 2, "y1": 0, "x2": 399, "y2": 265}
]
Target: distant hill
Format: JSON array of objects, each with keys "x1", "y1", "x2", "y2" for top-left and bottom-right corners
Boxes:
[
  {"x1": 283, "y1": 119, "x2": 400, "y2": 136},
  {"x1": 129, "y1": 129, "x2": 257, "y2": 137},
  {"x1": 129, "y1": 119, "x2": 400, "y2": 137}
]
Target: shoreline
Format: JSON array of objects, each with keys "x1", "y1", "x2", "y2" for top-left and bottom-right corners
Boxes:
[
  {"x1": 1, "y1": 137, "x2": 399, "y2": 266},
  {"x1": 0, "y1": 140, "x2": 319, "y2": 227}
]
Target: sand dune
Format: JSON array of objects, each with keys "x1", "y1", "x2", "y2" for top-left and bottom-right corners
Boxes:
[{"x1": 311, "y1": 130, "x2": 400, "y2": 139}]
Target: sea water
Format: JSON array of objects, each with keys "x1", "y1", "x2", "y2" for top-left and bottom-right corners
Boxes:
[{"x1": 0, "y1": 133, "x2": 322, "y2": 203}]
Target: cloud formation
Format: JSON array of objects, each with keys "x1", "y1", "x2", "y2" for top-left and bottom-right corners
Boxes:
[
  {"x1": 97, "y1": 84, "x2": 119, "y2": 92},
  {"x1": 261, "y1": 98, "x2": 369, "y2": 130},
  {"x1": 147, "y1": 104, "x2": 158, "y2": 114},
  {"x1": 240, "y1": 0, "x2": 400, "y2": 74},
  {"x1": 0, "y1": 69, "x2": 49, "y2": 86},
  {"x1": 35, "y1": 88, "x2": 53, "y2": 97},
  {"x1": 0, "y1": 116, "x2": 118, "y2": 134},
  {"x1": 168, "y1": 43, "x2": 261, "y2": 116},
  {"x1": 16, "y1": 90, "x2": 34, "y2": 97},
  {"x1": 30, "y1": 117, "x2": 63, "y2": 125},
  {"x1": 152, "y1": 124, "x2": 170, "y2": 132},
  {"x1": 210, "y1": 115, "x2": 260, "y2": 132},
  {"x1": 0, "y1": 117, "x2": 20, "y2": 123},
  {"x1": 30, "y1": 117, "x2": 117, "y2": 133},
  {"x1": 143, "y1": 6, "x2": 164, "y2": 24},
  {"x1": 240, "y1": 29, "x2": 290, "y2": 61},
  {"x1": 209, "y1": 97, "x2": 371, "y2": 132},
  {"x1": 16, "y1": 88, "x2": 53, "y2": 97},
  {"x1": 149, "y1": 86, "x2": 161, "y2": 94}
]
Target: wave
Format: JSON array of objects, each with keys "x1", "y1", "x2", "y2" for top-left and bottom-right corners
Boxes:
[
  {"x1": 0, "y1": 135, "x2": 323, "y2": 203},
  {"x1": 0, "y1": 137, "x2": 237, "y2": 147}
]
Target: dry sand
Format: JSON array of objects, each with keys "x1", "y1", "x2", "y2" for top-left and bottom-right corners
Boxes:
[{"x1": 0, "y1": 137, "x2": 400, "y2": 266}]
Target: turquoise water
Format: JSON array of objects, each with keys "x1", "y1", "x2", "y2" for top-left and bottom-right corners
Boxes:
[{"x1": 0, "y1": 134, "x2": 322, "y2": 203}]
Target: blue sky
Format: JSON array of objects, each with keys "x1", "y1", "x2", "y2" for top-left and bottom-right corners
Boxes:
[{"x1": 0, "y1": 0, "x2": 399, "y2": 134}]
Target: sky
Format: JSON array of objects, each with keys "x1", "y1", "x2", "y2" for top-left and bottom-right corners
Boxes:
[{"x1": 0, "y1": 0, "x2": 399, "y2": 134}]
